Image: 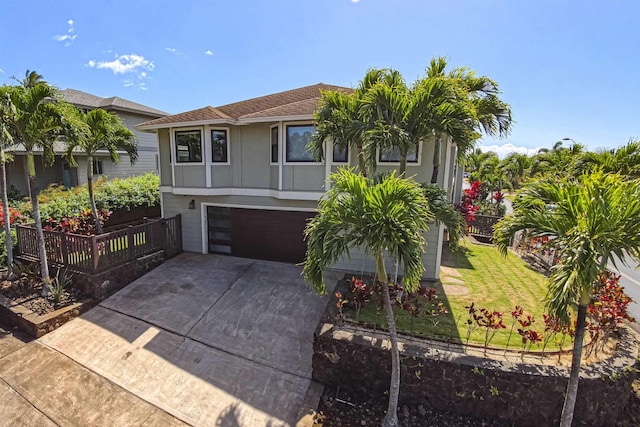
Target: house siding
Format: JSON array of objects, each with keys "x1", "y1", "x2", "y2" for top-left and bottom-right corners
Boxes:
[
  {"x1": 161, "y1": 191, "x2": 317, "y2": 253},
  {"x1": 158, "y1": 129, "x2": 172, "y2": 186}
]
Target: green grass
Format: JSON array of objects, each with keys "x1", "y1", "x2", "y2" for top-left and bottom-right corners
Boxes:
[{"x1": 350, "y1": 242, "x2": 569, "y2": 351}]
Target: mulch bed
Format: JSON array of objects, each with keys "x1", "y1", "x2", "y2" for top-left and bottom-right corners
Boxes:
[{"x1": 0, "y1": 271, "x2": 86, "y2": 316}]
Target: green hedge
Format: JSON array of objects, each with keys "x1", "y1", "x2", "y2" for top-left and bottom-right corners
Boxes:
[
  {"x1": 15, "y1": 173, "x2": 160, "y2": 222},
  {"x1": 0, "y1": 228, "x2": 16, "y2": 268}
]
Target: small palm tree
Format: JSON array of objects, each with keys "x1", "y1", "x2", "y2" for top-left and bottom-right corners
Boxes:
[
  {"x1": 493, "y1": 171, "x2": 640, "y2": 426},
  {"x1": 303, "y1": 168, "x2": 432, "y2": 427},
  {"x1": 0, "y1": 86, "x2": 16, "y2": 276},
  {"x1": 64, "y1": 108, "x2": 137, "y2": 234},
  {"x1": 3, "y1": 77, "x2": 66, "y2": 283}
]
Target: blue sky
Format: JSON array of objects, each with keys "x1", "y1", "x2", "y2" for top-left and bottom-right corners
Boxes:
[{"x1": 1, "y1": 0, "x2": 638, "y2": 156}]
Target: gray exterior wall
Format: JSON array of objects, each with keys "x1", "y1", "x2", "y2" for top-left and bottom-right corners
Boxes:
[
  {"x1": 161, "y1": 192, "x2": 317, "y2": 253},
  {"x1": 6, "y1": 156, "x2": 69, "y2": 197}
]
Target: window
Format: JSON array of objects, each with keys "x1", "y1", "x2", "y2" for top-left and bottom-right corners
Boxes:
[
  {"x1": 211, "y1": 129, "x2": 228, "y2": 163},
  {"x1": 332, "y1": 144, "x2": 348, "y2": 163},
  {"x1": 286, "y1": 124, "x2": 315, "y2": 162},
  {"x1": 92, "y1": 160, "x2": 103, "y2": 175},
  {"x1": 271, "y1": 126, "x2": 279, "y2": 163},
  {"x1": 175, "y1": 130, "x2": 202, "y2": 163},
  {"x1": 379, "y1": 145, "x2": 419, "y2": 163}
]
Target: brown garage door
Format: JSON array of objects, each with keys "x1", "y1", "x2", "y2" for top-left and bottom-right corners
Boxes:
[{"x1": 207, "y1": 206, "x2": 315, "y2": 264}]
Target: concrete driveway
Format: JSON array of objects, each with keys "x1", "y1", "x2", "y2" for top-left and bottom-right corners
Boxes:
[{"x1": 2, "y1": 253, "x2": 340, "y2": 426}]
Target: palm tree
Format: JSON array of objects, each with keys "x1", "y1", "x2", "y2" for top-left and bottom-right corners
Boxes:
[
  {"x1": 574, "y1": 139, "x2": 640, "y2": 179},
  {"x1": 0, "y1": 86, "x2": 16, "y2": 276},
  {"x1": 64, "y1": 108, "x2": 137, "y2": 234},
  {"x1": 309, "y1": 69, "x2": 406, "y2": 176},
  {"x1": 303, "y1": 168, "x2": 432, "y2": 427},
  {"x1": 424, "y1": 57, "x2": 513, "y2": 184},
  {"x1": 493, "y1": 171, "x2": 640, "y2": 426},
  {"x1": 500, "y1": 152, "x2": 531, "y2": 189},
  {"x1": 3, "y1": 78, "x2": 66, "y2": 283},
  {"x1": 12, "y1": 70, "x2": 46, "y2": 89}
]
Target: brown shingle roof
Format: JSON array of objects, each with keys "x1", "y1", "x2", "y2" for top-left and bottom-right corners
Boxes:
[
  {"x1": 60, "y1": 89, "x2": 168, "y2": 117},
  {"x1": 138, "y1": 106, "x2": 231, "y2": 127},
  {"x1": 137, "y1": 83, "x2": 351, "y2": 128}
]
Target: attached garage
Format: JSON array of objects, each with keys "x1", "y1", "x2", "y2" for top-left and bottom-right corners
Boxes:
[{"x1": 207, "y1": 206, "x2": 315, "y2": 263}]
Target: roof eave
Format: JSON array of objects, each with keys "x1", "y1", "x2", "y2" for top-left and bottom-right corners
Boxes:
[
  {"x1": 136, "y1": 118, "x2": 236, "y2": 130},
  {"x1": 237, "y1": 114, "x2": 315, "y2": 124}
]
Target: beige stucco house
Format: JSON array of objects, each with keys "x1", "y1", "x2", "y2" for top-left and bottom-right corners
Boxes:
[
  {"x1": 137, "y1": 83, "x2": 460, "y2": 280},
  {"x1": 6, "y1": 89, "x2": 167, "y2": 196}
]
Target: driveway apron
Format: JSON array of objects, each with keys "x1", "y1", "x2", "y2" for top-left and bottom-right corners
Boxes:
[{"x1": 38, "y1": 253, "x2": 340, "y2": 426}]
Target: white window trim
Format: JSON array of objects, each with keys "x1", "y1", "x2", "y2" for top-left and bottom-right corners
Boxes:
[
  {"x1": 270, "y1": 124, "x2": 279, "y2": 166},
  {"x1": 376, "y1": 141, "x2": 423, "y2": 167},
  {"x1": 173, "y1": 127, "x2": 205, "y2": 165},
  {"x1": 330, "y1": 142, "x2": 350, "y2": 165},
  {"x1": 209, "y1": 127, "x2": 231, "y2": 166},
  {"x1": 283, "y1": 121, "x2": 322, "y2": 166}
]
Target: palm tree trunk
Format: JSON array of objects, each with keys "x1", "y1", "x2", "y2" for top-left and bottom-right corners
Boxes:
[
  {"x1": 378, "y1": 252, "x2": 400, "y2": 427},
  {"x1": 0, "y1": 150, "x2": 13, "y2": 277},
  {"x1": 87, "y1": 157, "x2": 103, "y2": 234},
  {"x1": 559, "y1": 303, "x2": 587, "y2": 427},
  {"x1": 25, "y1": 153, "x2": 50, "y2": 285},
  {"x1": 431, "y1": 137, "x2": 441, "y2": 184},
  {"x1": 354, "y1": 143, "x2": 368, "y2": 177}
]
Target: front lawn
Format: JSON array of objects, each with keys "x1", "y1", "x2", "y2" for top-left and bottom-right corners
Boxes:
[{"x1": 351, "y1": 241, "x2": 567, "y2": 351}]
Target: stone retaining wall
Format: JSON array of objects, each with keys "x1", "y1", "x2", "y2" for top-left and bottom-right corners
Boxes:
[
  {"x1": 313, "y1": 322, "x2": 638, "y2": 426},
  {"x1": 67, "y1": 250, "x2": 165, "y2": 301}
]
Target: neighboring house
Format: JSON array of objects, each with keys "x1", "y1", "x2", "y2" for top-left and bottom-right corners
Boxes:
[
  {"x1": 137, "y1": 83, "x2": 459, "y2": 280},
  {"x1": 6, "y1": 89, "x2": 167, "y2": 196}
]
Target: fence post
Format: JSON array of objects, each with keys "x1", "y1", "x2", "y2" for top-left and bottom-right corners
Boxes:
[
  {"x1": 91, "y1": 235, "x2": 99, "y2": 272},
  {"x1": 127, "y1": 225, "x2": 134, "y2": 262},
  {"x1": 176, "y1": 214, "x2": 182, "y2": 252},
  {"x1": 61, "y1": 232, "x2": 69, "y2": 268}
]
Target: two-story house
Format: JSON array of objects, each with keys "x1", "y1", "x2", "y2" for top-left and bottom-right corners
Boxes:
[
  {"x1": 137, "y1": 83, "x2": 459, "y2": 280},
  {"x1": 7, "y1": 89, "x2": 167, "y2": 196}
]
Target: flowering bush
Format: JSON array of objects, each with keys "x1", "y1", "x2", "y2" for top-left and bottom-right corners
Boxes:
[
  {"x1": 43, "y1": 209, "x2": 111, "y2": 236},
  {"x1": 0, "y1": 205, "x2": 26, "y2": 228}
]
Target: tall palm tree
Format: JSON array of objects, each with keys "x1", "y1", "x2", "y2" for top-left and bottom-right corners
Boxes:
[
  {"x1": 303, "y1": 168, "x2": 432, "y2": 427},
  {"x1": 3, "y1": 79, "x2": 66, "y2": 283},
  {"x1": 574, "y1": 139, "x2": 640, "y2": 179},
  {"x1": 64, "y1": 108, "x2": 137, "y2": 234},
  {"x1": 493, "y1": 171, "x2": 640, "y2": 426},
  {"x1": 12, "y1": 70, "x2": 46, "y2": 89},
  {"x1": 0, "y1": 86, "x2": 16, "y2": 276},
  {"x1": 424, "y1": 57, "x2": 513, "y2": 184},
  {"x1": 309, "y1": 68, "x2": 405, "y2": 176},
  {"x1": 500, "y1": 152, "x2": 531, "y2": 189}
]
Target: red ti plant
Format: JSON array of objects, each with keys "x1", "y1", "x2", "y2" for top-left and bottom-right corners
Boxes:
[
  {"x1": 464, "y1": 303, "x2": 483, "y2": 345},
  {"x1": 542, "y1": 313, "x2": 574, "y2": 353},
  {"x1": 43, "y1": 209, "x2": 111, "y2": 236},
  {"x1": 455, "y1": 181, "x2": 484, "y2": 224},
  {"x1": 517, "y1": 313, "x2": 543, "y2": 359},
  {"x1": 335, "y1": 292, "x2": 348, "y2": 323},
  {"x1": 350, "y1": 277, "x2": 373, "y2": 321},
  {"x1": 477, "y1": 308, "x2": 506, "y2": 354},
  {"x1": 586, "y1": 271, "x2": 634, "y2": 355},
  {"x1": 505, "y1": 305, "x2": 523, "y2": 353}
]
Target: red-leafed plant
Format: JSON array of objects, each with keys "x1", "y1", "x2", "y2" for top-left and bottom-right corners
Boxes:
[
  {"x1": 477, "y1": 308, "x2": 506, "y2": 354},
  {"x1": 0, "y1": 205, "x2": 26, "y2": 228},
  {"x1": 350, "y1": 277, "x2": 373, "y2": 321},
  {"x1": 586, "y1": 271, "x2": 634, "y2": 356},
  {"x1": 42, "y1": 208, "x2": 111, "y2": 236}
]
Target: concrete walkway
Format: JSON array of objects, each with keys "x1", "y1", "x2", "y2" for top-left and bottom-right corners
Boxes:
[{"x1": 0, "y1": 253, "x2": 340, "y2": 426}]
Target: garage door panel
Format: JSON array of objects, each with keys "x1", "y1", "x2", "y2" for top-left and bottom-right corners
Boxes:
[{"x1": 209, "y1": 207, "x2": 314, "y2": 264}]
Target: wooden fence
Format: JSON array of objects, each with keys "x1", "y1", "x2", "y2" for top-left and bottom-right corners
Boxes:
[
  {"x1": 16, "y1": 215, "x2": 182, "y2": 274},
  {"x1": 466, "y1": 214, "x2": 501, "y2": 239}
]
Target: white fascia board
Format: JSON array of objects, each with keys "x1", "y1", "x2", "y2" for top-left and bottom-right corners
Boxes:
[
  {"x1": 237, "y1": 115, "x2": 314, "y2": 124},
  {"x1": 136, "y1": 118, "x2": 235, "y2": 131},
  {"x1": 168, "y1": 186, "x2": 324, "y2": 201}
]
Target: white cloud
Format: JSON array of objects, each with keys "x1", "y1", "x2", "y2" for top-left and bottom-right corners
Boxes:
[
  {"x1": 204, "y1": 50, "x2": 213, "y2": 56},
  {"x1": 0, "y1": 69, "x2": 4, "y2": 74},
  {"x1": 123, "y1": 80, "x2": 134, "y2": 87},
  {"x1": 352, "y1": 0, "x2": 361, "y2": 3},
  {"x1": 86, "y1": 54, "x2": 154, "y2": 75},
  {"x1": 165, "y1": 47, "x2": 177, "y2": 53},
  {"x1": 477, "y1": 143, "x2": 544, "y2": 159},
  {"x1": 54, "y1": 19, "x2": 77, "y2": 46}
]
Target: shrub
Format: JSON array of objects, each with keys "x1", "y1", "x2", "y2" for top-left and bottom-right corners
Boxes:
[
  {"x1": 43, "y1": 209, "x2": 111, "y2": 236},
  {"x1": 0, "y1": 228, "x2": 16, "y2": 268},
  {"x1": 95, "y1": 173, "x2": 160, "y2": 210}
]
